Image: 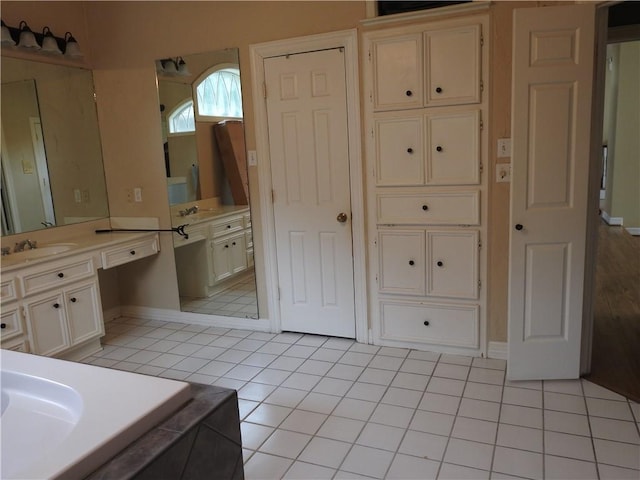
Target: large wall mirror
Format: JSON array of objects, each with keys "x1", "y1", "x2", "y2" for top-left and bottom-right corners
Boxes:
[
  {"x1": 1, "y1": 56, "x2": 109, "y2": 235},
  {"x1": 156, "y1": 48, "x2": 258, "y2": 320}
]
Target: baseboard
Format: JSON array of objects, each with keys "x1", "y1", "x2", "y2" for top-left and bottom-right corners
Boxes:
[
  {"x1": 601, "y1": 211, "x2": 623, "y2": 226},
  {"x1": 103, "y1": 306, "x2": 123, "y2": 323},
  {"x1": 625, "y1": 227, "x2": 640, "y2": 236},
  {"x1": 488, "y1": 341, "x2": 508, "y2": 360},
  {"x1": 120, "y1": 305, "x2": 272, "y2": 332}
]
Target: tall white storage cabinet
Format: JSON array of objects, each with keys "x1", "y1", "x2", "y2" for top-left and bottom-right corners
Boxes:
[{"x1": 363, "y1": 14, "x2": 488, "y2": 356}]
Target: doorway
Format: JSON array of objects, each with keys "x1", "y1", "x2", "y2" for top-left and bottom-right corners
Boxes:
[
  {"x1": 586, "y1": 6, "x2": 640, "y2": 401},
  {"x1": 250, "y1": 30, "x2": 368, "y2": 342}
]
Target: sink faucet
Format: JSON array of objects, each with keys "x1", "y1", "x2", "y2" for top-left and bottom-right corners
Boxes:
[
  {"x1": 14, "y1": 239, "x2": 37, "y2": 252},
  {"x1": 178, "y1": 205, "x2": 199, "y2": 217}
]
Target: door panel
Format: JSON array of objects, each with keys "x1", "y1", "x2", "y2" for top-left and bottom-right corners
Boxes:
[
  {"x1": 265, "y1": 48, "x2": 356, "y2": 338},
  {"x1": 508, "y1": 4, "x2": 595, "y2": 380}
]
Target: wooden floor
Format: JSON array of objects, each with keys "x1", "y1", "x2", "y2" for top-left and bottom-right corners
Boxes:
[{"x1": 585, "y1": 222, "x2": 640, "y2": 403}]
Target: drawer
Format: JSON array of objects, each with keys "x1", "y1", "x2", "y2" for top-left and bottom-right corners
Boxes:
[
  {"x1": 378, "y1": 230, "x2": 426, "y2": 296},
  {"x1": 380, "y1": 300, "x2": 479, "y2": 348},
  {"x1": 211, "y1": 217, "x2": 244, "y2": 238},
  {"x1": 427, "y1": 230, "x2": 479, "y2": 299},
  {"x1": 377, "y1": 190, "x2": 479, "y2": 225},
  {"x1": 102, "y1": 235, "x2": 159, "y2": 269},
  {"x1": 173, "y1": 224, "x2": 208, "y2": 248},
  {"x1": 1, "y1": 305, "x2": 24, "y2": 342},
  {"x1": 21, "y1": 257, "x2": 95, "y2": 296},
  {"x1": 1, "y1": 277, "x2": 18, "y2": 303},
  {"x1": 2, "y1": 337, "x2": 29, "y2": 353}
]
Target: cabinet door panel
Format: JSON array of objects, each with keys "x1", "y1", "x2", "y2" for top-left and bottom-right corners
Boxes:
[
  {"x1": 1, "y1": 305, "x2": 24, "y2": 342},
  {"x1": 378, "y1": 230, "x2": 426, "y2": 295},
  {"x1": 427, "y1": 230, "x2": 479, "y2": 299},
  {"x1": 375, "y1": 114, "x2": 424, "y2": 185},
  {"x1": 211, "y1": 238, "x2": 233, "y2": 284},
  {"x1": 66, "y1": 281, "x2": 104, "y2": 345},
  {"x1": 24, "y1": 292, "x2": 70, "y2": 356},
  {"x1": 372, "y1": 34, "x2": 423, "y2": 110},
  {"x1": 229, "y1": 234, "x2": 248, "y2": 275},
  {"x1": 426, "y1": 109, "x2": 480, "y2": 185},
  {"x1": 425, "y1": 25, "x2": 481, "y2": 106}
]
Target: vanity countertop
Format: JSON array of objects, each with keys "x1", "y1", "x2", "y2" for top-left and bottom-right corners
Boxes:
[
  {"x1": 0, "y1": 231, "x2": 158, "y2": 272},
  {"x1": 171, "y1": 205, "x2": 249, "y2": 228}
]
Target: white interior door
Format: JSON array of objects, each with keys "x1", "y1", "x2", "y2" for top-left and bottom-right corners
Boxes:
[
  {"x1": 264, "y1": 48, "x2": 356, "y2": 338},
  {"x1": 508, "y1": 4, "x2": 596, "y2": 380}
]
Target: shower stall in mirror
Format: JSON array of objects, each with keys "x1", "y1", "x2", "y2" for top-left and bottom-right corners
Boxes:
[{"x1": 156, "y1": 48, "x2": 258, "y2": 320}]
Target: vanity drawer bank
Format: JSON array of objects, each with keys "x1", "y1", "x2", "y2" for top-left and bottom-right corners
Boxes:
[
  {"x1": 172, "y1": 206, "x2": 252, "y2": 297},
  {"x1": 0, "y1": 232, "x2": 159, "y2": 360}
]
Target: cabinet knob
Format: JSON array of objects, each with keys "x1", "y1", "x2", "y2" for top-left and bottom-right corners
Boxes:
[
  {"x1": 515, "y1": 224, "x2": 524, "y2": 231},
  {"x1": 130, "y1": 250, "x2": 136, "y2": 255},
  {"x1": 409, "y1": 260, "x2": 415, "y2": 266},
  {"x1": 70, "y1": 297, "x2": 77, "y2": 303},
  {"x1": 405, "y1": 90, "x2": 413, "y2": 97},
  {"x1": 227, "y1": 225, "x2": 231, "y2": 229},
  {"x1": 232, "y1": 242, "x2": 236, "y2": 246},
  {"x1": 423, "y1": 320, "x2": 430, "y2": 326},
  {"x1": 407, "y1": 148, "x2": 413, "y2": 154},
  {"x1": 53, "y1": 303, "x2": 60, "y2": 309},
  {"x1": 435, "y1": 87, "x2": 443, "y2": 94},
  {"x1": 422, "y1": 205, "x2": 429, "y2": 211},
  {"x1": 437, "y1": 261, "x2": 444, "y2": 267},
  {"x1": 436, "y1": 145, "x2": 443, "y2": 152},
  {"x1": 225, "y1": 244, "x2": 229, "y2": 248},
  {"x1": 57, "y1": 272, "x2": 64, "y2": 278},
  {"x1": 0, "y1": 323, "x2": 6, "y2": 329}
]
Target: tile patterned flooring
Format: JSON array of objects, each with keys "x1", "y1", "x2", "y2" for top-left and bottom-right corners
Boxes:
[
  {"x1": 83, "y1": 316, "x2": 640, "y2": 479},
  {"x1": 179, "y1": 270, "x2": 258, "y2": 319}
]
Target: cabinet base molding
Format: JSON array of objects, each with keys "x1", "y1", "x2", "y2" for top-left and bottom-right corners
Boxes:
[
  {"x1": 103, "y1": 306, "x2": 123, "y2": 323},
  {"x1": 487, "y1": 341, "x2": 508, "y2": 360},
  {"x1": 120, "y1": 306, "x2": 272, "y2": 332},
  {"x1": 59, "y1": 338, "x2": 103, "y2": 362}
]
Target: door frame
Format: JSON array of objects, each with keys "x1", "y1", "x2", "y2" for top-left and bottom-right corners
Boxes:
[{"x1": 250, "y1": 29, "x2": 368, "y2": 342}]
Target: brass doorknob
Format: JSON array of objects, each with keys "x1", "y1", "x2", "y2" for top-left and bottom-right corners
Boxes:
[{"x1": 337, "y1": 212, "x2": 348, "y2": 223}]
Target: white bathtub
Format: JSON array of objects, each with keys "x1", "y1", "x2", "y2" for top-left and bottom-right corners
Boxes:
[{"x1": 0, "y1": 350, "x2": 192, "y2": 479}]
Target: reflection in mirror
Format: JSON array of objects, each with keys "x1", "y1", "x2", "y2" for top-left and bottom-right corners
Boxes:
[
  {"x1": 157, "y1": 49, "x2": 258, "y2": 320},
  {"x1": 1, "y1": 56, "x2": 109, "y2": 236}
]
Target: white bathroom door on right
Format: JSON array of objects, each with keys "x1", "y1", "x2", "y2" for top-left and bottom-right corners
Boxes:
[{"x1": 508, "y1": 4, "x2": 596, "y2": 380}]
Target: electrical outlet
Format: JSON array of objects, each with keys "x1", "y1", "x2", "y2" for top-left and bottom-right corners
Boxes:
[
  {"x1": 497, "y1": 138, "x2": 512, "y2": 158},
  {"x1": 133, "y1": 187, "x2": 143, "y2": 202},
  {"x1": 496, "y1": 163, "x2": 511, "y2": 183},
  {"x1": 74, "y1": 188, "x2": 82, "y2": 203},
  {"x1": 82, "y1": 189, "x2": 90, "y2": 202}
]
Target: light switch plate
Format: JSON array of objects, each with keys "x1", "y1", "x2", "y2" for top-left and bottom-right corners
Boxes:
[
  {"x1": 497, "y1": 138, "x2": 511, "y2": 158},
  {"x1": 248, "y1": 150, "x2": 257, "y2": 166}
]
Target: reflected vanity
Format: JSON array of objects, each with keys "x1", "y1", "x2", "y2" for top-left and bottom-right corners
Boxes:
[{"x1": 156, "y1": 49, "x2": 258, "y2": 319}]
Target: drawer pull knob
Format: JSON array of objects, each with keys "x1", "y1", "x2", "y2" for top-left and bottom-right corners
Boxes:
[
  {"x1": 405, "y1": 90, "x2": 413, "y2": 97},
  {"x1": 422, "y1": 205, "x2": 429, "y2": 211},
  {"x1": 232, "y1": 242, "x2": 236, "y2": 246},
  {"x1": 407, "y1": 148, "x2": 413, "y2": 154},
  {"x1": 435, "y1": 87, "x2": 443, "y2": 94},
  {"x1": 423, "y1": 320, "x2": 430, "y2": 326},
  {"x1": 57, "y1": 272, "x2": 64, "y2": 278},
  {"x1": 515, "y1": 224, "x2": 524, "y2": 231},
  {"x1": 0, "y1": 323, "x2": 6, "y2": 329},
  {"x1": 437, "y1": 261, "x2": 444, "y2": 267},
  {"x1": 409, "y1": 260, "x2": 415, "y2": 266},
  {"x1": 70, "y1": 297, "x2": 77, "y2": 303},
  {"x1": 436, "y1": 145, "x2": 443, "y2": 152},
  {"x1": 130, "y1": 250, "x2": 136, "y2": 255},
  {"x1": 227, "y1": 225, "x2": 231, "y2": 229},
  {"x1": 225, "y1": 245, "x2": 229, "y2": 248},
  {"x1": 53, "y1": 303, "x2": 60, "y2": 309}
]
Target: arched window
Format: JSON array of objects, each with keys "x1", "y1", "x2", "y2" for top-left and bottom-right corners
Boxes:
[
  {"x1": 195, "y1": 66, "x2": 243, "y2": 119},
  {"x1": 167, "y1": 99, "x2": 195, "y2": 134}
]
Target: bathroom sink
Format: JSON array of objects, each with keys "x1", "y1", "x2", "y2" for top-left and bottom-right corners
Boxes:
[{"x1": 10, "y1": 243, "x2": 77, "y2": 261}]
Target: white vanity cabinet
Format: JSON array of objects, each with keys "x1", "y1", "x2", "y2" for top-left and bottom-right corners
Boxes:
[
  {"x1": 210, "y1": 232, "x2": 247, "y2": 284},
  {"x1": 1, "y1": 232, "x2": 160, "y2": 360},
  {"x1": 364, "y1": 15, "x2": 488, "y2": 355}
]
